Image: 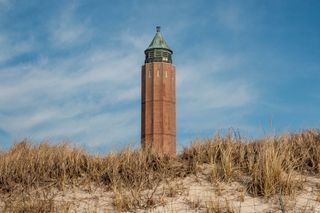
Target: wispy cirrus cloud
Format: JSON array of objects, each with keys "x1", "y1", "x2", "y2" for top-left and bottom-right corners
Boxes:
[
  {"x1": 0, "y1": 33, "x2": 33, "y2": 64},
  {"x1": 177, "y1": 54, "x2": 256, "y2": 110},
  {"x1": 48, "y1": 3, "x2": 92, "y2": 48},
  {"x1": 0, "y1": 3, "x2": 145, "y2": 150},
  {"x1": 175, "y1": 52, "x2": 258, "y2": 141},
  {"x1": 0, "y1": 45, "x2": 142, "y2": 148}
]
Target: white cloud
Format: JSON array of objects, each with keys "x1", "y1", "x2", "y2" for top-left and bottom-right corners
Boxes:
[
  {"x1": 0, "y1": 31, "x2": 144, "y2": 149},
  {"x1": 29, "y1": 108, "x2": 138, "y2": 145},
  {"x1": 180, "y1": 82, "x2": 253, "y2": 110},
  {"x1": 174, "y1": 51, "x2": 258, "y2": 141},
  {"x1": 0, "y1": 33, "x2": 33, "y2": 63},
  {"x1": 177, "y1": 54, "x2": 255, "y2": 111},
  {"x1": 0, "y1": 50, "x2": 140, "y2": 108},
  {"x1": 118, "y1": 32, "x2": 151, "y2": 50},
  {"x1": 49, "y1": 3, "x2": 92, "y2": 48}
]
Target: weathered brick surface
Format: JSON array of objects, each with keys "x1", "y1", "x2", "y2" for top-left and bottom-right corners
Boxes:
[{"x1": 141, "y1": 62, "x2": 176, "y2": 155}]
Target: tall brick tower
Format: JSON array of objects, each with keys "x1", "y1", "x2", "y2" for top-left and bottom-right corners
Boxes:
[{"x1": 141, "y1": 26, "x2": 176, "y2": 155}]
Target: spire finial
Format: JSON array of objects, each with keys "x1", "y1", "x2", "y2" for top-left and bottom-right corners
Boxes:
[{"x1": 156, "y1": 26, "x2": 160, "y2": 32}]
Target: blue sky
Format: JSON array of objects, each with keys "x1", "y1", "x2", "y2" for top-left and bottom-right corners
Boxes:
[{"x1": 0, "y1": 0, "x2": 319, "y2": 153}]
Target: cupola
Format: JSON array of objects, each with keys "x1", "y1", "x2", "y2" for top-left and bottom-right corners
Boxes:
[{"x1": 144, "y1": 26, "x2": 173, "y2": 63}]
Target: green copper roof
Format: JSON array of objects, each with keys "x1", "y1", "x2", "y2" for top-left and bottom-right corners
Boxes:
[{"x1": 146, "y1": 26, "x2": 172, "y2": 52}]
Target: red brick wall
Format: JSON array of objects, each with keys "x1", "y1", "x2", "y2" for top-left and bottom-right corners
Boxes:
[{"x1": 141, "y1": 62, "x2": 176, "y2": 155}]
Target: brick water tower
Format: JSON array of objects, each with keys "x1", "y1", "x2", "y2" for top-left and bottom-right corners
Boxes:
[{"x1": 141, "y1": 26, "x2": 176, "y2": 155}]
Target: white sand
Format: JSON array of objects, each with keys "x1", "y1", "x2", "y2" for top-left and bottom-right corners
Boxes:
[{"x1": 1, "y1": 171, "x2": 320, "y2": 212}]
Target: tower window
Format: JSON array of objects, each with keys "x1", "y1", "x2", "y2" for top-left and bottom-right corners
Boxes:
[{"x1": 155, "y1": 51, "x2": 161, "y2": 57}]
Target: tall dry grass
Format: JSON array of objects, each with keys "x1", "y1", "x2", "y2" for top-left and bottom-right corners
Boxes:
[
  {"x1": 0, "y1": 129, "x2": 319, "y2": 211},
  {"x1": 179, "y1": 129, "x2": 320, "y2": 196},
  {"x1": 0, "y1": 142, "x2": 186, "y2": 193}
]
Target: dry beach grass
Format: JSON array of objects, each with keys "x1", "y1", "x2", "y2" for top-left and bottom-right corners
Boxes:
[{"x1": 0, "y1": 129, "x2": 319, "y2": 212}]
